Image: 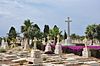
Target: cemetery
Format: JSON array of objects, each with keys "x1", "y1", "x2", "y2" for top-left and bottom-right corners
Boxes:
[{"x1": 0, "y1": 17, "x2": 100, "y2": 66}]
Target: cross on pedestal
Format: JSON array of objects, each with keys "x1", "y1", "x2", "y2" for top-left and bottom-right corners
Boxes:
[
  {"x1": 65, "y1": 17, "x2": 73, "y2": 45},
  {"x1": 54, "y1": 34, "x2": 62, "y2": 55},
  {"x1": 44, "y1": 36, "x2": 52, "y2": 52}
]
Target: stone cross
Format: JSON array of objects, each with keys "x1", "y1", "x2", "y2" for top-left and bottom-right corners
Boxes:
[
  {"x1": 33, "y1": 37, "x2": 37, "y2": 50},
  {"x1": 65, "y1": 17, "x2": 72, "y2": 38},
  {"x1": 44, "y1": 36, "x2": 52, "y2": 52},
  {"x1": 54, "y1": 34, "x2": 62, "y2": 55}
]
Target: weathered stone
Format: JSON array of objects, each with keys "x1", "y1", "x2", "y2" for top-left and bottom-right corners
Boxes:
[
  {"x1": 27, "y1": 49, "x2": 42, "y2": 66},
  {"x1": 82, "y1": 47, "x2": 91, "y2": 58},
  {"x1": 12, "y1": 58, "x2": 26, "y2": 63}
]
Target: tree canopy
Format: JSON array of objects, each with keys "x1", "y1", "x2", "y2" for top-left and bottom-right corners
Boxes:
[{"x1": 8, "y1": 26, "x2": 17, "y2": 40}]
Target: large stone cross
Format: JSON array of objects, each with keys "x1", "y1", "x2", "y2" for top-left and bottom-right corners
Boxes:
[{"x1": 65, "y1": 17, "x2": 72, "y2": 37}]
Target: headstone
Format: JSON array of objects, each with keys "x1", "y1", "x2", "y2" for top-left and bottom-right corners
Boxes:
[
  {"x1": 27, "y1": 37, "x2": 42, "y2": 66},
  {"x1": 1, "y1": 39, "x2": 8, "y2": 49},
  {"x1": 29, "y1": 49, "x2": 42, "y2": 65},
  {"x1": 44, "y1": 36, "x2": 52, "y2": 52},
  {"x1": 54, "y1": 35, "x2": 62, "y2": 55},
  {"x1": 82, "y1": 47, "x2": 91, "y2": 58}
]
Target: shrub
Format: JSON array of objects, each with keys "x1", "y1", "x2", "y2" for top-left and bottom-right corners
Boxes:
[{"x1": 0, "y1": 48, "x2": 6, "y2": 53}]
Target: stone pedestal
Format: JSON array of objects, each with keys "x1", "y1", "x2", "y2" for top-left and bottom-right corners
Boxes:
[
  {"x1": 66, "y1": 37, "x2": 72, "y2": 43},
  {"x1": 82, "y1": 47, "x2": 91, "y2": 58},
  {"x1": 54, "y1": 42, "x2": 62, "y2": 55},
  {"x1": 27, "y1": 49, "x2": 42, "y2": 66},
  {"x1": 45, "y1": 43, "x2": 52, "y2": 52},
  {"x1": 65, "y1": 37, "x2": 74, "y2": 46}
]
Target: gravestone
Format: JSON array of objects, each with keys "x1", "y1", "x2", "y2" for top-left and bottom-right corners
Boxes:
[
  {"x1": 27, "y1": 37, "x2": 42, "y2": 66},
  {"x1": 44, "y1": 36, "x2": 52, "y2": 52},
  {"x1": 82, "y1": 47, "x2": 91, "y2": 58},
  {"x1": 54, "y1": 35, "x2": 62, "y2": 55},
  {"x1": 1, "y1": 39, "x2": 8, "y2": 49}
]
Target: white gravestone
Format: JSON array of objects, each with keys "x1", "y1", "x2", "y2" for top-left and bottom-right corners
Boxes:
[
  {"x1": 45, "y1": 36, "x2": 52, "y2": 52},
  {"x1": 28, "y1": 37, "x2": 42, "y2": 66},
  {"x1": 30, "y1": 49, "x2": 42, "y2": 65},
  {"x1": 54, "y1": 35, "x2": 62, "y2": 55},
  {"x1": 82, "y1": 41, "x2": 91, "y2": 58},
  {"x1": 1, "y1": 39, "x2": 8, "y2": 49}
]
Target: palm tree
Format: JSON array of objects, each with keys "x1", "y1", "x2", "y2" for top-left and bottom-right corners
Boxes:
[
  {"x1": 21, "y1": 19, "x2": 33, "y2": 50},
  {"x1": 49, "y1": 25, "x2": 62, "y2": 43}
]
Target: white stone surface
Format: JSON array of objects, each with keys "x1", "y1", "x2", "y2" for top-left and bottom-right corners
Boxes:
[
  {"x1": 54, "y1": 42, "x2": 62, "y2": 55},
  {"x1": 82, "y1": 47, "x2": 91, "y2": 58},
  {"x1": 45, "y1": 43, "x2": 52, "y2": 52},
  {"x1": 1, "y1": 39, "x2": 8, "y2": 49},
  {"x1": 12, "y1": 58, "x2": 26, "y2": 62},
  {"x1": 28, "y1": 49, "x2": 42, "y2": 65},
  {"x1": 0, "y1": 64, "x2": 10, "y2": 66}
]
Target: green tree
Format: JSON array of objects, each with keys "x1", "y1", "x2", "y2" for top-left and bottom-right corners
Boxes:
[
  {"x1": 21, "y1": 19, "x2": 33, "y2": 38},
  {"x1": 64, "y1": 31, "x2": 67, "y2": 39},
  {"x1": 0, "y1": 37, "x2": 2, "y2": 46},
  {"x1": 71, "y1": 33, "x2": 77, "y2": 40},
  {"x1": 49, "y1": 25, "x2": 62, "y2": 43},
  {"x1": 43, "y1": 25, "x2": 49, "y2": 42},
  {"x1": 21, "y1": 19, "x2": 33, "y2": 49},
  {"x1": 8, "y1": 26, "x2": 17, "y2": 41},
  {"x1": 95, "y1": 24, "x2": 100, "y2": 42},
  {"x1": 85, "y1": 24, "x2": 97, "y2": 45},
  {"x1": 29, "y1": 24, "x2": 42, "y2": 39}
]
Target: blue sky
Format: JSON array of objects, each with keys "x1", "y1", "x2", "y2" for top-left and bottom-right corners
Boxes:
[{"x1": 0, "y1": 0, "x2": 100, "y2": 37}]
